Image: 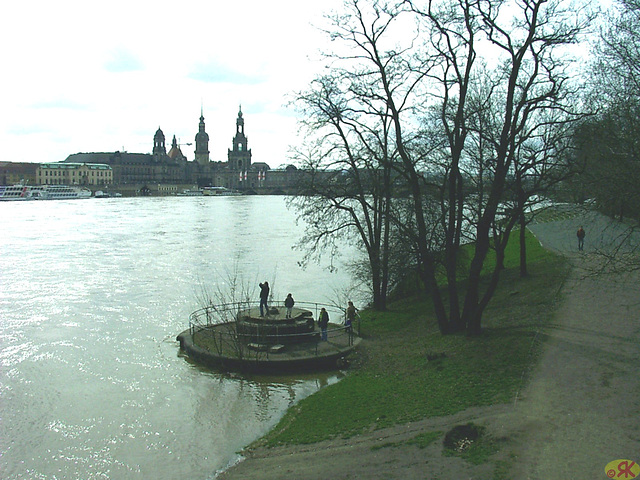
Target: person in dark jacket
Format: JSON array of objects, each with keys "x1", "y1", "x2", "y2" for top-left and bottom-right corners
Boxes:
[
  {"x1": 318, "y1": 307, "x2": 329, "y2": 341},
  {"x1": 345, "y1": 301, "x2": 357, "y2": 334},
  {"x1": 284, "y1": 293, "x2": 295, "y2": 319},
  {"x1": 259, "y1": 281, "x2": 270, "y2": 316}
]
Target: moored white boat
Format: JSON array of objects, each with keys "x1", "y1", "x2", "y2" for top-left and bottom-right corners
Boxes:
[
  {"x1": 177, "y1": 189, "x2": 204, "y2": 196},
  {"x1": 0, "y1": 185, "x2": 45, "y2": 201},
  {"x1": 0, "y1": 185, "x2": 92, "y2": 201},
  {"x1": 201, "y1": 186, "x2": 242, "y2": 196},
  {"x1": 39, "y1": 185, "x2": 92, "y2": 200}
]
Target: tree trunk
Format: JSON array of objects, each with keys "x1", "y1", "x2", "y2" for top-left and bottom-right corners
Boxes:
[
  {"x1": 468, "y1": 246, "x2": 506, "y2": 335},
  {"x1": 519, "y1": 213, "x2": 528, "y2": 277}
]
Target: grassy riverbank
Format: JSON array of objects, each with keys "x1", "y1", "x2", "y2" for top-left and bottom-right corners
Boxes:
[{"x1": 254, "y1": 230, "x2": 569, "y2": 460}]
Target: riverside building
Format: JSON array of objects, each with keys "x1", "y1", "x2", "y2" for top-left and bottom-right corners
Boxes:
[{"x1": 37, "y1": 162, "x2": 113, "y2": 186}]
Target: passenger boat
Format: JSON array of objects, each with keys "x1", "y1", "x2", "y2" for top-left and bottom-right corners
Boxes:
[
  {"x1": 38, "y1": 185, "x2": 92, "y2": 200},
  {"x1": 0, "y1": 185, "x2": 45, "y2": 201},
  {"x1": 0, "y1": 185, "x2": 92, "y2": 201},
  {"x1": 177, "y1": 189, "x2": 204, "y2": 196},
  {"x1": 201, "y1": 186, "x2": 242, "y2": 196},
  {"x1": 94, "y1": 191, "x2": 122, "y2": 198}
]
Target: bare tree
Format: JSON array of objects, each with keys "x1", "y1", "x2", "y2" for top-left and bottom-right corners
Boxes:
[
  {"x1": 592, "y1": 0, "x2": 640, "y2": 100},
  {"x1": 294, "y1": 0, "x2": 591, "y2": 334},
  {"x1": 289, "y1": 71, "x2": 399, "y2": 310},
  {"x1": 582, "y1": 0, "x2": 640, "y2": 221},
  {"x1": 396, "y1": 0, "x2": 589, "y2": 333},
  {"x1": 574, "y1": 0, "x2": 640, "y2": 271}
]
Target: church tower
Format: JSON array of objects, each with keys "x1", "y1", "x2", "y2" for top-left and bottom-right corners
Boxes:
[
  {"x1": 194, "y1": 108, "x2": 210, "y2": 165},
  {"x1": 227, "y1": 105, "x2": 252, "y2": 172},
  {"x1": 153, "y1": 127, "x2": 166, "y2": 157}
]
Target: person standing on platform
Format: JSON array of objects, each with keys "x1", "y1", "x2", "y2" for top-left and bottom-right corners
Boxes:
[
  {"x1": 284, "y1": 293, "x2": 295, "y2": 319},
  {"x1": 259, "y1": 281, "x2": 270, "y2": 317},
  {"x1": 345, "y1": 301, "x2": 357, "y2": 334},
  {"x1": 318, "y1": 307, "x2": 329, "y2": 341}
]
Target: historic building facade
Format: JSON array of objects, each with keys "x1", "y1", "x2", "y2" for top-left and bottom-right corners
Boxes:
[
  {"x1": 63, "y1": 108, "x2": 257, "y2": 189},
  {"x1": 50, "y1": 107, "x2": 306, "y2": 194},
  {"x1": 37, "y1": 162, "x2": 113, "y2": 186},
  {"x1": 1, "y1": 107, "x2": 311, "y2": 194}
]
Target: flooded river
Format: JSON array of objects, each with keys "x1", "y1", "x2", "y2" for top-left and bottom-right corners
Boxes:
[{"x1": 0, "y1": 196, "x2": 357, "y2": 479}]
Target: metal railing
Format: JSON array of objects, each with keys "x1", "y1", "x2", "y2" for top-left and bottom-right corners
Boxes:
[{"x1": 188, "y1": 300, "x2": 359, "y2": 358}]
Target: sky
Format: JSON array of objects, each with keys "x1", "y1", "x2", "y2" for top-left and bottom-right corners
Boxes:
[{"x1": 0, "y1": 0, "x2": 343, "y2": 168}]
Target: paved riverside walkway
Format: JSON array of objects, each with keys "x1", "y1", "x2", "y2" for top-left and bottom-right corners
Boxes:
[{"x1": 510, "y1": 207, "x2": 640, "y2": 478}]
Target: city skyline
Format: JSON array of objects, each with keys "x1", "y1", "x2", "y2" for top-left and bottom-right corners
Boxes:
[{"x1": 0, "y1": 0, "x2": 343, "y2": 167}]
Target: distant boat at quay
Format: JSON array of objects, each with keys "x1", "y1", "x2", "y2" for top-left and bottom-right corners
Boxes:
[
  {"x1": 201, "y1": 186, "x2": 242, "y2": 196},
  {"x1": 176, "y1": 186, "x2": 243, "y2": 197},
  {"x1": 94, "y1": 190, "x2": 122, "y2": 198},
  {"x1": 177, "y1": 188, "x2": 204, "y2": 196},
  {"x1": 0, "y1": 184, "x2": 93, "y2": 201}
]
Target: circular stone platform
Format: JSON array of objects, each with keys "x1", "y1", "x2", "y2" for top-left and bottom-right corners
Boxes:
[
  {"x1": 236, "y1": 306, "x2": 316, "y2": 344},
  {"x1": 177, "y1": 304, "x2": 360, "y2": 373}
]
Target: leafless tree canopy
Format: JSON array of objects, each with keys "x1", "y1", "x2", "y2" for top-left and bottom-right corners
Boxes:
[{"x1": 290, "y1": 0, "x2": 594, "y2": 333}]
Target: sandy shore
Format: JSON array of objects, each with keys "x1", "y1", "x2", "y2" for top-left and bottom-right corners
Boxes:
[{"x1": 218, "y1": 211, "x2": 640, "y2": 479}]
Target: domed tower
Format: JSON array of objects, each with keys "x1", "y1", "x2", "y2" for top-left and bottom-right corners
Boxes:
[
  {"x1": 168, "y1": 135, "x2": 186, "y2": 161},
  {"x1": 227, "y1": 105, "x2": 252, "y2": 172},
  {"x1": 153, "y1": 127, "x2": 166, "y2": 156},
  {"x1": 194, "y1": 108, "x2": 210, "y2": 165}
]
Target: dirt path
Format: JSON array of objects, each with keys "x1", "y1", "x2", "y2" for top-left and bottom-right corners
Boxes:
[
  {"x1": 218, "y1": 211, "x2": 640, "y2": 479},
  {"x1": 511, "y1": 212, "x2": 640, "y2": 478}
]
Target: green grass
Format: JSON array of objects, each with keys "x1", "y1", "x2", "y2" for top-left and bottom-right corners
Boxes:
[{"x1": 256, "y1": 230, "x2": 568, "y2": 456}]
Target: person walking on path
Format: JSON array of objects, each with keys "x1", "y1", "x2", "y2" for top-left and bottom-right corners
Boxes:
[
  {"x1": 284, "y1": 293, "x2": 295, "y2": 319},
  {"x1": 259, "y1": 281, "x2": 270, "y2": 317},
  {"x1": 577, "y1": 226, "x2": 585, "y2": 251},
  {"x1": 318, "y1": 308, "x2": 329, "y2": 341}
]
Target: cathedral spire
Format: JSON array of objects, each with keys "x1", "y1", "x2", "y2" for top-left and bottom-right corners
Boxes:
[
  {"x1": 228, "y1": 106, "x2": 251, "y2": 174},
  {"x1": 194, "y1": 108, "x2": 210, "y2": 165},
  {"x1": 236, "y1": 105, "x2": 244, "y2": 135}
]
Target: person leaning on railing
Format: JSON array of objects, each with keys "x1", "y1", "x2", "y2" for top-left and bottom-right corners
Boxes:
[
  {"x1": 318, "y1": 308, "x2": 329, "y2": 341},
  {"x1": 345, "y1": 301, "x2": 358, "y2": 344}
]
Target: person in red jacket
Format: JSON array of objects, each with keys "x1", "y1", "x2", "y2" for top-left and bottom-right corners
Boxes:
[{"x1": 577, "y1": 226, "x2": 585, "y2": 251}]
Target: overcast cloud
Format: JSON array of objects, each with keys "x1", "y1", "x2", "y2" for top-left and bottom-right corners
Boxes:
[{"x1": 0, "y1": 0, "x2": 342, "y2": 167}]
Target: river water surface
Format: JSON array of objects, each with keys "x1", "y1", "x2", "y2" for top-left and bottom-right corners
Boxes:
[{"x1": 0, "y1": 196, "x2": 357, "y2": 479}]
